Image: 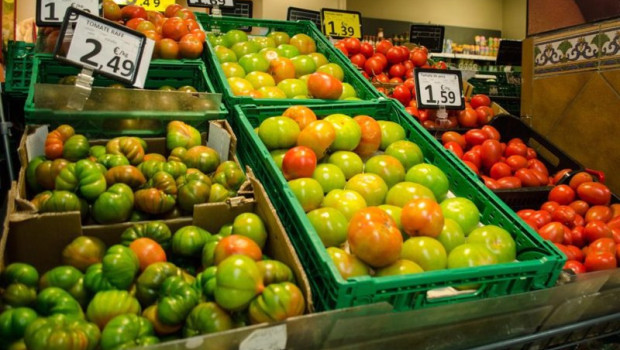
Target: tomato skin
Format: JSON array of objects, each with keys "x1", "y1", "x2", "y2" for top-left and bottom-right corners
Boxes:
[
  {"x1": 129, "y1": 238, "x2": 167, "y2": 271},
  {"x1": 162, "y1": 17, "x2": 190, "y2": 41},
  {"x1": 568, "y1": 171, "x2": 593, "y2": 189},
  {"x1": 441, "y1": 132, "x2": 466, "y2": 149},
  {"x1": 571, "y1": 226, "x2": 587, "y2": 248},
  {"x1": 392, "y1": 85, "x2": 412, "y2": 106},
  {"x1": 589, "y1": 237, "x2": 616, "y2": 255},
  {"x1": 610, "y1": 204, "x2": 620, "y2": 218},
  {"x1": 481, "y1": 125, "x2": 500, "y2": 141},
  {"x1": 464, "y1": 129, "x2": 487, "y2": 148},
  {"x1": 179, "y1": 33, "x2": 204, "y2": 59},
  {"x1": 307, "y1": 72, "x2": 343, "y2": 100},
  {"x1": 569, "y1": 200, "x2": 590, "y2": 217},
  {"x1": 458, "y1": 108, "x2": 478, "y2": 128},
  {"x1": 577, "y1": 182, "x2": 611, "y2": 206},
  {"x1": 505, "y1": 155, "x2": 528, "y2": 172},
  {"x1": 548, "y1": 185, "x2": 575, "y2": 205},
  {"x1": 584, "y1": 251, "x2": 617, "y2": 272},
  {"x1": 572, "y1": 214, "x2": 585, "y2": 228},
  {"x1": 481, "y1": 175, "x2": 499, "y2": 189},
  {"x1": 538, "y1": 222, "x2": 566, "y2": 243},
  {"x1": 566, "y1": 245, "x2": 585, "y2": 262},
  {"x1": 401, "y1": 198, "x2": 444, "y2": 238},
  {"x1": 584, "y1": 220, "x2": 613, "y2": 243},
  {"x1": 282, "y1": 146, "x2": 317, "y2": 180},
  {"x1": 443, "y1": 142, "x2": 463, "y2": 159},
  {"x1": 564, "y1": 260, "x2": 586, "y2": 274},
  {"x1": 470, "y1": 94, "x2": 491, "y2": 108},
  {"x1": 530, "y1": 210, "x2": 552, "y2": 229},
  {"x1": 410, "y1": 49, "x2": 428, "y2": 67},
  {"x1": 489, "y1": 162, "x2": 511, "y2": 180},
  {"x1": 552, "y1": 206, "x2": 576, "y2": 226},
  {"x1": 517, "y1": 209, "x2": 536, "y2": 220},
  {"x1": 541, "y1": 201, "x2": 560, "y2": 214},
  {"x1": 515, "y1": 168, "x2": 541, "y2": 187},
  {"x1": 479, "y1": 139, "x2": 501, "y2": 169},
  {"x1": 347, "y1": 207, "x2": 402, "y2": 268},
  {"x1": 585, "y1": 205, "x2": 613, "y2": 223},
  {"x1": 504, "y1": 142, "x2": 528, "y2": 158},
  {"x1": 609, "y1": 216, "x2": 620, "y2": 231},
  {"x1": 497, "y1": 176, "x2": 522, "y2": 189}
]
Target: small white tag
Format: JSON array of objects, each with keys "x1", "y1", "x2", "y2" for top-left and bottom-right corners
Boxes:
[
  {"x1": 208, "y1": 122, "x2": 231, "y2": 162},
  {"x1": 134, "y1": 38, "x2": 155, "y2": 89},
  {"x1": 26, "y1": 126, "x2": 49, "y2": 162},
  {"x1": 239, "y1": 324, "x2": 287, "y2": 350}
]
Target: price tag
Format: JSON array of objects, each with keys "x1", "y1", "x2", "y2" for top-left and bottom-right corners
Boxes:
[
  {"x1": 239, "y1": 324, "x2": 287, "y2": 350},
  {"x1": 113, "y1": 0, "x2": 176, "y2": 12},
  {"x1": 186, "y1": 0, "x2": 235, "y2": 8},
  {"x1": 414, "y1": 68, "x2": 465, "y2": 110},
  {"x1": 36, "y1": 0, "x2": 102, "y2": 27},
  {"x1": 321, "y1": 8, "x2": 362, "y2": 39},
  {"x1": 55, "y1": 7, "x2": 150, "y2": 87}
]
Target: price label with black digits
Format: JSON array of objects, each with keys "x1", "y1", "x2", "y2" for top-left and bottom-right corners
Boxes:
[
  {"x1": 414, "y1": 68, "x2": 465, "y2": 110},
  {"x1": 55, "y1": 7, "x2": 150, "y2": 87},
  {"x1": 113, "y1": 0, "x2": 175, "y2": 12},
  {"x1": 186, "y1": 0, "x2": 235, "y2": 8},
  {"x1": 321, "y1": 9, "x2": 362, "y2": 39},
  {"x1": 36, "y1": 0, "x2": 101, "y2": 27}
]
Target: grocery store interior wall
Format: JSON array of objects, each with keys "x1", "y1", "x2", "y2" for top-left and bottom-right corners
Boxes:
[
  {"x1": 522, "y1": 18, "x2": 620, "y2": 193},
  {"x1": 502, "y1": 0, "x2": 527, "y2": 39},
  {"x1": 261, "y1": 0, "x2": 346, "y2": 20}
]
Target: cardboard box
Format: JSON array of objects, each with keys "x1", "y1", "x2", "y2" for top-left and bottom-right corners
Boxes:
[
  {"x1": 13, "y1": 120, "x2": 250, "y2": 222},
  {"x1": 2, "y1": 175, "x2": 313, "y2": 313}
]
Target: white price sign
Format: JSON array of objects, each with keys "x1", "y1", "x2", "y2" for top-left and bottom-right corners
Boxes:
[
  {"x1": 55, "y1": 8, "x2": 150, "y2": 87},
  {"x1": 36, "y1": 0, "x2": 101, "y2": 26},
  {"x1": 414, "y1": 68, "x2": 465, "y2": 110},
  {"x1": 187, "y1": 0, "x2": 235, "y2": 8}
]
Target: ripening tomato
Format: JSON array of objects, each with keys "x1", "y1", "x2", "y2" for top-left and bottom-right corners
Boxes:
[
  {"x1": 537, "y1": 222, "x2": 566, "y2": 243},
  {"x1": 129, "y1": 238, "x2": 167, "y2": 271},
  {"x1": 470, "y1": 94, "x2": 491, "y2": 108},
  {"x1": 527, "y1": 159, "x2": 549, "y2": 177},
  {"x1": 569, "y1": 200, "x2": 590, "y2": 217},
  {"x1": 103, "y1": 0, "x2": 122, "y2": 21},
  {"x1": 463, "y1": 151, "x2": 482, "y2": 170},
  {"x1": 577, "y1": 182, "x2": 611, "y2": 206},
  {"x1": 552, "y1": 205, "x2": 576, "y2": 226},
  {"x1": 282, "y1": 146, "x2": 317, "y2": 180},
  {"x1": 584, "y1": 220, "x2": 613, "y2": 243},
  {"x1": 443, "y1": 142, "x2": 463, "y2": 159},
  {"x1": 126, "y1": 17, "x2": 145, "y2": 30},
  {"x1": 548, "y1": 185, "x2": 575, "y2": 205},
  {"x1": 541, "y1": 201, "x2": 560, "y2": 214},
  {"x1": 475, "y1": 106, "x2": 494, "y2": 125},
  {"x1": 589, "y1": 237, "x2": 616, "y2": 255},
  {"x1": 584, "y1": 251, "x2": 617, "y2": 272},
  {"x1": 458, "y1": 108, "x2": 478, "y2": 128},
  {"x1": 347, "y1": 207, "x2": 402, "y2": 268},
  {"x1": 489, "y1": 162, "x2": 511, "y2": 180},
  {"x1": 401, "y1": 198, "x2": 444, "y2": 238},
  {"x1": 158, "y1": 38, "x2": 179, "y2": 59},
  {"x1": 179, "y1": 33, "x2": 203, "y2": 59},
  {"x1": 564, "y1": 260, "x2": 586, "y2": 274},
  {"x1": 162, "y1": 17, "x2": 189, "y2": 41},
  {"x1": 497, "y1": 176, "x2": 522, "y2": 189},
  {"x1": 481, "y1": 125, "x2": 500, "y2": 141},
  {"x1": 464, "y1": 129, "x2": 488, "y2": 147},
  {"x1": 307, "y1": 72, "x2": 343, "y2": 100},
  {"x1": 585, "y1": 205, "x2": 613, "y2": 223},
  {"x1": 165, "y1": 3, "x2": 184, "y2": 17}
]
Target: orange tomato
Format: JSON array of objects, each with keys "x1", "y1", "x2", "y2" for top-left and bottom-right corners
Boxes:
[
  {"x1": 129, "y1": 238, "x2": 166, "y2": 271},
  {"x1": 282, "y1": 106, "x2": 317, "y2": 130},
  {"x1": 161, "y1": 17, "x2": 189, "y2": 41},
  {"x1": 401, "y1": 198, "x2": 444, "y2": 238},
  {"x1": 353, "y1": 115, "x2": 381, "y2": 157},
  {"x1": 158, "y1": 38, "x2": 179, "y2": 59},
  {"x1": 179, "y1": 34, "x2": 204, "y2": 59},
  {"x1": 347, "y1": 207, "x2": 403, "y2": 268},
  {"x1": 296, "y1": 120, "x2": 336, "y2": 159}
]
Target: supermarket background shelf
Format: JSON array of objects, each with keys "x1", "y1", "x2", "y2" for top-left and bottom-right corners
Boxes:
[{"x1": 430, "y1": 52, "x2": 497, "y2": 61}]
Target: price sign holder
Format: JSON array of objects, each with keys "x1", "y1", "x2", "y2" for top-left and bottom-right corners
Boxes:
[
  {"x1": 287, "y1": 7, "x2": 321, "y2": 29},
  {"x1": 36, "y1": 0, "x2": 102, "y2": 27},
  {"x1": 186, "y1": 0, "x2": 235, "y2": 8},
  {"x1": 321, "y1": 8, "x2": 362, "y2": 39},
  {"x1": 113, "y1": 0, "x2": 176, "y2": 12},
  {"x1": 53, "y1": 7, "x2": 151, "y2": 110},
  {"x1": 414, "y1": 68, "x2": 464, "y2": 127}
]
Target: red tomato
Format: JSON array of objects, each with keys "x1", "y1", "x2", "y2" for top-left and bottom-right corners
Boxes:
[
  {"x1": 470, "y1": 145, "x2": 482, "y2": 156},
  {"x1": 540, "y1": 201, "x2": 560, "y2": 214},
  {"x1": 335, "y1": 42, "x2": 349, "y2": 56},
  {"x1": 551, "y1": 168, "x2": 572, "y2": 184},
  {"x1": 569, "y1": 200, "x2": 590, "y2": 217},
  {"x1": 463, "y1": 151, "x2": 482, "y2": 170},
  {"x1": 584, "y1": 220, "x2": 613, "y2": 243},
  {"x1": 360, "y1": 42, "x2": 374, "y2": 58},
  {"x1": 497, "y1": 176, "x2": 522, "y2": 189},
  {"x1": 398, "y1": 46, "x2": 410, "y2": 62},
  {"x1": 548, "y1": 185, "x2": 575, "y2": 205},
  {"x1": 129, "y1": 238, "x2": 167, "y2": 271},
  {"x1": 504, "y1": 142, "x2": 528, "y2": 158},
  {"x1": 527, "y1": 159, "x2": 549, "y2": 177},
  {"x1": 372, "y1": 53, "x2": 388, "y2": 67},
  {"x1": 552, "y1": 205, "x2": 576, "y2": 226},
  {"x1": 441, "y1": 131, "x2": 466, "y2": 149},
  {"x1": 433, "y1": 61, "x2": 447, "y2": 69},
  {"x1": 481, "y1": 125, "x2": 500, "y2": 140},
  {"x1": 470, "y1": 94, "x2": 491, "y2": 108},
  {"x1": 608, "y1": 216, "x2": 620, "y2": 231},
  {"x1": 372, "y1": 73, "x2": 390, "y2": 84},
  {"x1": 385, "y1": 47, "x2": 403, "y2": 64},
  {"x1": 614, "y1": 228, "x2": 620, "y2": 244},
  {"x1": 564, "y1": 260, "x2": 586, "y2": 274},
  {"x1": 612, "y1": 204, "x2": 620, "y2": 218},
  {"x1": 526, "y1": 147, "x2": 538, "y2": 160},
  {"x1": 121, "y1": 4, "x2": 147, "y2": 21},
  {"x1": 388, "y1": 63, "x2": 405, "y2": 78},
  {"x1": 464, "y1": 129, "x2": 488, "y2": 148},
  {"x1": 392, "y1": 84, "x2": 412, "y2": 106},
  {"x1": 566, "y1": 245, "x2": 585, "y2": 262},
  {"x1": 584, "y1": 251, "x2": 617, "y2": 272},
  {"x1": 475, "y1": 106, "x2": 494, "y2": 125},
  {"x1": 389, "y1": 77, "x2": 404, "y2": 84},
  {"x1": 568, "y1": 171, "x2": 594, "y2": 190},
  {"x1": 515, "y1": 168, "x2": 541, "y2": 187},
  {"x1": 505, "y1": 155, "x2": 528, "y2": 172},
  {"x1": 489, "y1": 162, "x2": 511, "y2": 180},
  {"x1": 405, "y1": 106, "x2": 419, "y2": 118},
  {"x1": 307, "y1": 72, "x2": 343, "y2": 99},
  {"x1": 282, "y1": 146, "x2": 317, "y2": 180},
  {"x1": 589, "y1": 237, "x2": 616, "y2": 255},
  {"x1": 179, "y1": 33, "x2": 203, "y2": 59},
  {"x1": 403, "y1": 60, "x2": 414, "y2": 71},
  {"x1": 343, "y1": 37, "x2": 361, "y2": 55},
  {"x1": 538, "y1": 222, "x2": 566, "y2": 243},
  {"x1": 364, "y1": 57, "x2": 384, "y2": 76},
  {"x1": 571, "y1": 226, "x2": 586, "y2": 248},
  {"x1": 517, "y1": 209, "x2": 536, "y2": 220},
  {"x1": 125, "y1": 17, "x2": 145, "y2": 30},
  {"x1": 458, "y1": 108, "x2": 478, "y2": 128},
  {"x1": 481, "y1": 175, "x2": 499, "y2": 189},
  {"x1": 531, "y1": 169, "x2": 549, "y2": 187},
  {"x1": 164, "y1": 3, "x2": 183, "y2": 18},
  {"x1": 577, "y1": 182, "x2": 611, "y2": 206},
  {"x1": 443, "y1": 142, "x2": 464, "y2": 159},
  {"x1": 463, "y1": 161, "x2": 479, "y2": 175},
  {"x1": 480, "y1": 139, "x2": 502, "y2": 169},
  {"x1": 350, "y1": 53, "x2": 366, "y2": 69},
  {"x1": 410, "y1": 49, "x2": 428, "y2": 67},
  {"x1": 585, "y1": 205, "x2": 613, "y2": 223},
  {"x1": 572, "y1": 214, "x2": 585, "y2": 228},
  {"x1": 162, "y1": 17, "x2": 190, "y2": 41},
  {"x1": 375, "y1": 40, "x2": 393, "y2": 55},
  {"x1": 404, "y1": 78, "x2": 416, "y2": 91}
]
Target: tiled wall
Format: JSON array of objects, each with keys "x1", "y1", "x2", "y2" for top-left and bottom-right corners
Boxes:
[{"x1": 522, "y1": 19, "x2": 620, "y2": 193}]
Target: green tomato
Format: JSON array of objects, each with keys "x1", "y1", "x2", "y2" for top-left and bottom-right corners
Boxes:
[
  {"x1": 39, "y1": 266, "x2": 87, "y2": 307},
  {"x1": 467, "y1": 225, "x2": 516, "y2": 263},
  {"x1": 92, "y1": 183, "x2": 134, "y2": 224},
  {"x1": 364, "y1": 155, "x2": 406, "y2": 188},
  {"x1": 101, "y1": 245, "x2": 140, "y2": 290},
  {"x1": 323, "y1": 114, "x2": 362, "y2": 152},
  {"x1": 316, "y1": 63, "x2": 344, "y2": 81},
  {"x1": 0, "y1": 307, "x2": 38, "y2": 344},
  {"x1": 326, "y1": 247, "x2": 369, "y2": 280},
  {"x1": 172, "y1": 226, "x2": 211, "y2": 258},
  {"x1": 62, "y1": 236, "x2": 107, "y2": 272},
  {"x1": 101, "y1": 314, "x2": 159, "y2": 350},
  {"x1": 401, "y1": 237, "x2": 447, "y2": 271},
  {"x1": 238, "y1": 52, "x2": 269, "y2": 73},
  {"x1": 214, "y1": 45, "x2": 238, "y2": 63},
  {"x1": 378, "y1": 121, "x2": 406, "y2": 151},
  {"x1": 312, "y1": 163, "x2": 346, "y2": 193},
  {"x1": 339, "y1": 83, "x2": 357, "y2": 99},
  {"x1": 307, "y1": 207, "x2": 348, "y2": 248},
  {"x1": 97, "y1": 154, "x2": 130, "y2": 169},
  {"x1": 3, "y1": 284, "x2": 36, "y2": 308},
  {"x1": 288, "y1": 178, "x2": 324, "y2": 213},
  {"x1": 86, "y1": 290, "x2": 141, "y2": 329},
  {"x1": 26, "y1": 156, "x2": 46, "y2": 193},
  {"x1": 36, "y1": 287, "x2": 83, "y2": 318},
  {"x1": 135, "y1": 262, "x2": 183, "y2": 307},
  {"x1": 221, "y1": 62, "x2": 246, "y2": 78},
  {"x1": 290, "y1": 55, "x2": 317, "y2": 78},
  {"x1": 2, "y1": 263, "x2": 39, "y2": 287},
  {"x1": 245, "y1": 71, "x2": 275, "y2": 89},
  {"x1": 258, "y1": 116, "x2": 300, "y2": 150},
  {"x1": 256, "y1": 260, "x2": 295, "y2": 286},
  {"x1": 157, "y1": 276, "x2": 199, "y2": 326},
  {"x1": 376, "y1": 259, "x2": 424, "y2": 277},
  {"x1": 166, "y1": 121, "x2": 201, "y2": 151},
  {"x1": 194, "y1": 266, "x2": 217, "y2": 300},
  {"x1": 231, "y1": 41, "x2": 259, "y2": 59},
  {"x1": 248, "y1": 282, "x2": 304, "y2": 324},
  {"x1": 270, "y1": 149, "x2": 288, "y2": 170},
  {"x1": 385, "y1": 182, "x2": 436, "y2": 207},
  {"x1": 267, "y1": 31, "x2": 290, "y2": 46},
  {"x1": 321, "y1": 189, "x2": 367, "y2": 221},
  {"x1": 327, "y1": 151, "x2": 363, "y2": 180},
  {"x1": 276, "y1": 78, "x2": 308, "y2": 98},
  {"x1": 344, "y1": 173, "x2": 388, "y2": 207},
  {"x1": 183, "y1": 302, "x2": 232, "y2": 337},
  {"x1": 385, "y1": 140, "x2": 425, "y2": 171},
  {"x1": 405, "y1": 163, "x2": 450, "y2": 201},
  {"x1": 63, "y1": 135, "x2": 90, "y2": 162},
  {"x1": 232, "y1": 213, "x2": 267, "y2": 250},
  {"x1": 177, "y1": 179, "x2": 211, "y2": 213},
  {"x1": 440, "y1": 197, "x2": 480, "y2": 235},
  {"x1": 437, "y1": 218, "x2": 466, "y2": 253},
  {"x1": 55, "y1": 159, "x2": 107, "y2": 202},
  {"x1": 215, "y1": 255, "x2": 263, "y2": 312},
  {"x1": 24, "y1": 314, "x2": 100, "y2": 350},
  {"x1": 277, "y1": 44, "x2": 300, "y2": 58}
]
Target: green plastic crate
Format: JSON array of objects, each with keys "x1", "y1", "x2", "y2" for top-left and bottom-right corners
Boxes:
[
  {"x1": 231, "y1": 100, "x2": 565, "y2": 312},
  {"x1": 195, "y1": 13, "x2": 383, "y2": 107},
  {"x1": 5, "y1": 41, "x2": 35, "y2": 97},
  {"x1": 24, "y1": 56, "x2": 227, "y2": 137}
]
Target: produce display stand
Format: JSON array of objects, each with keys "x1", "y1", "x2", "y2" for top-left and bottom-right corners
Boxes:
[
  {"x1": 4, "y1": 41, "x2": 35, "y2": 99},
  {"x1": 231, "y1": 100, "x2": 565, "y2": 312},
  {"x1": 196, "y1": 14, "x2": 383, "y2": 107}
]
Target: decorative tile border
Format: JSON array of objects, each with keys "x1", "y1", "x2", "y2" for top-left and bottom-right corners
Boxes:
[{"x1": 533, "y1": 20, "x2": 620, "y2": 76}]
